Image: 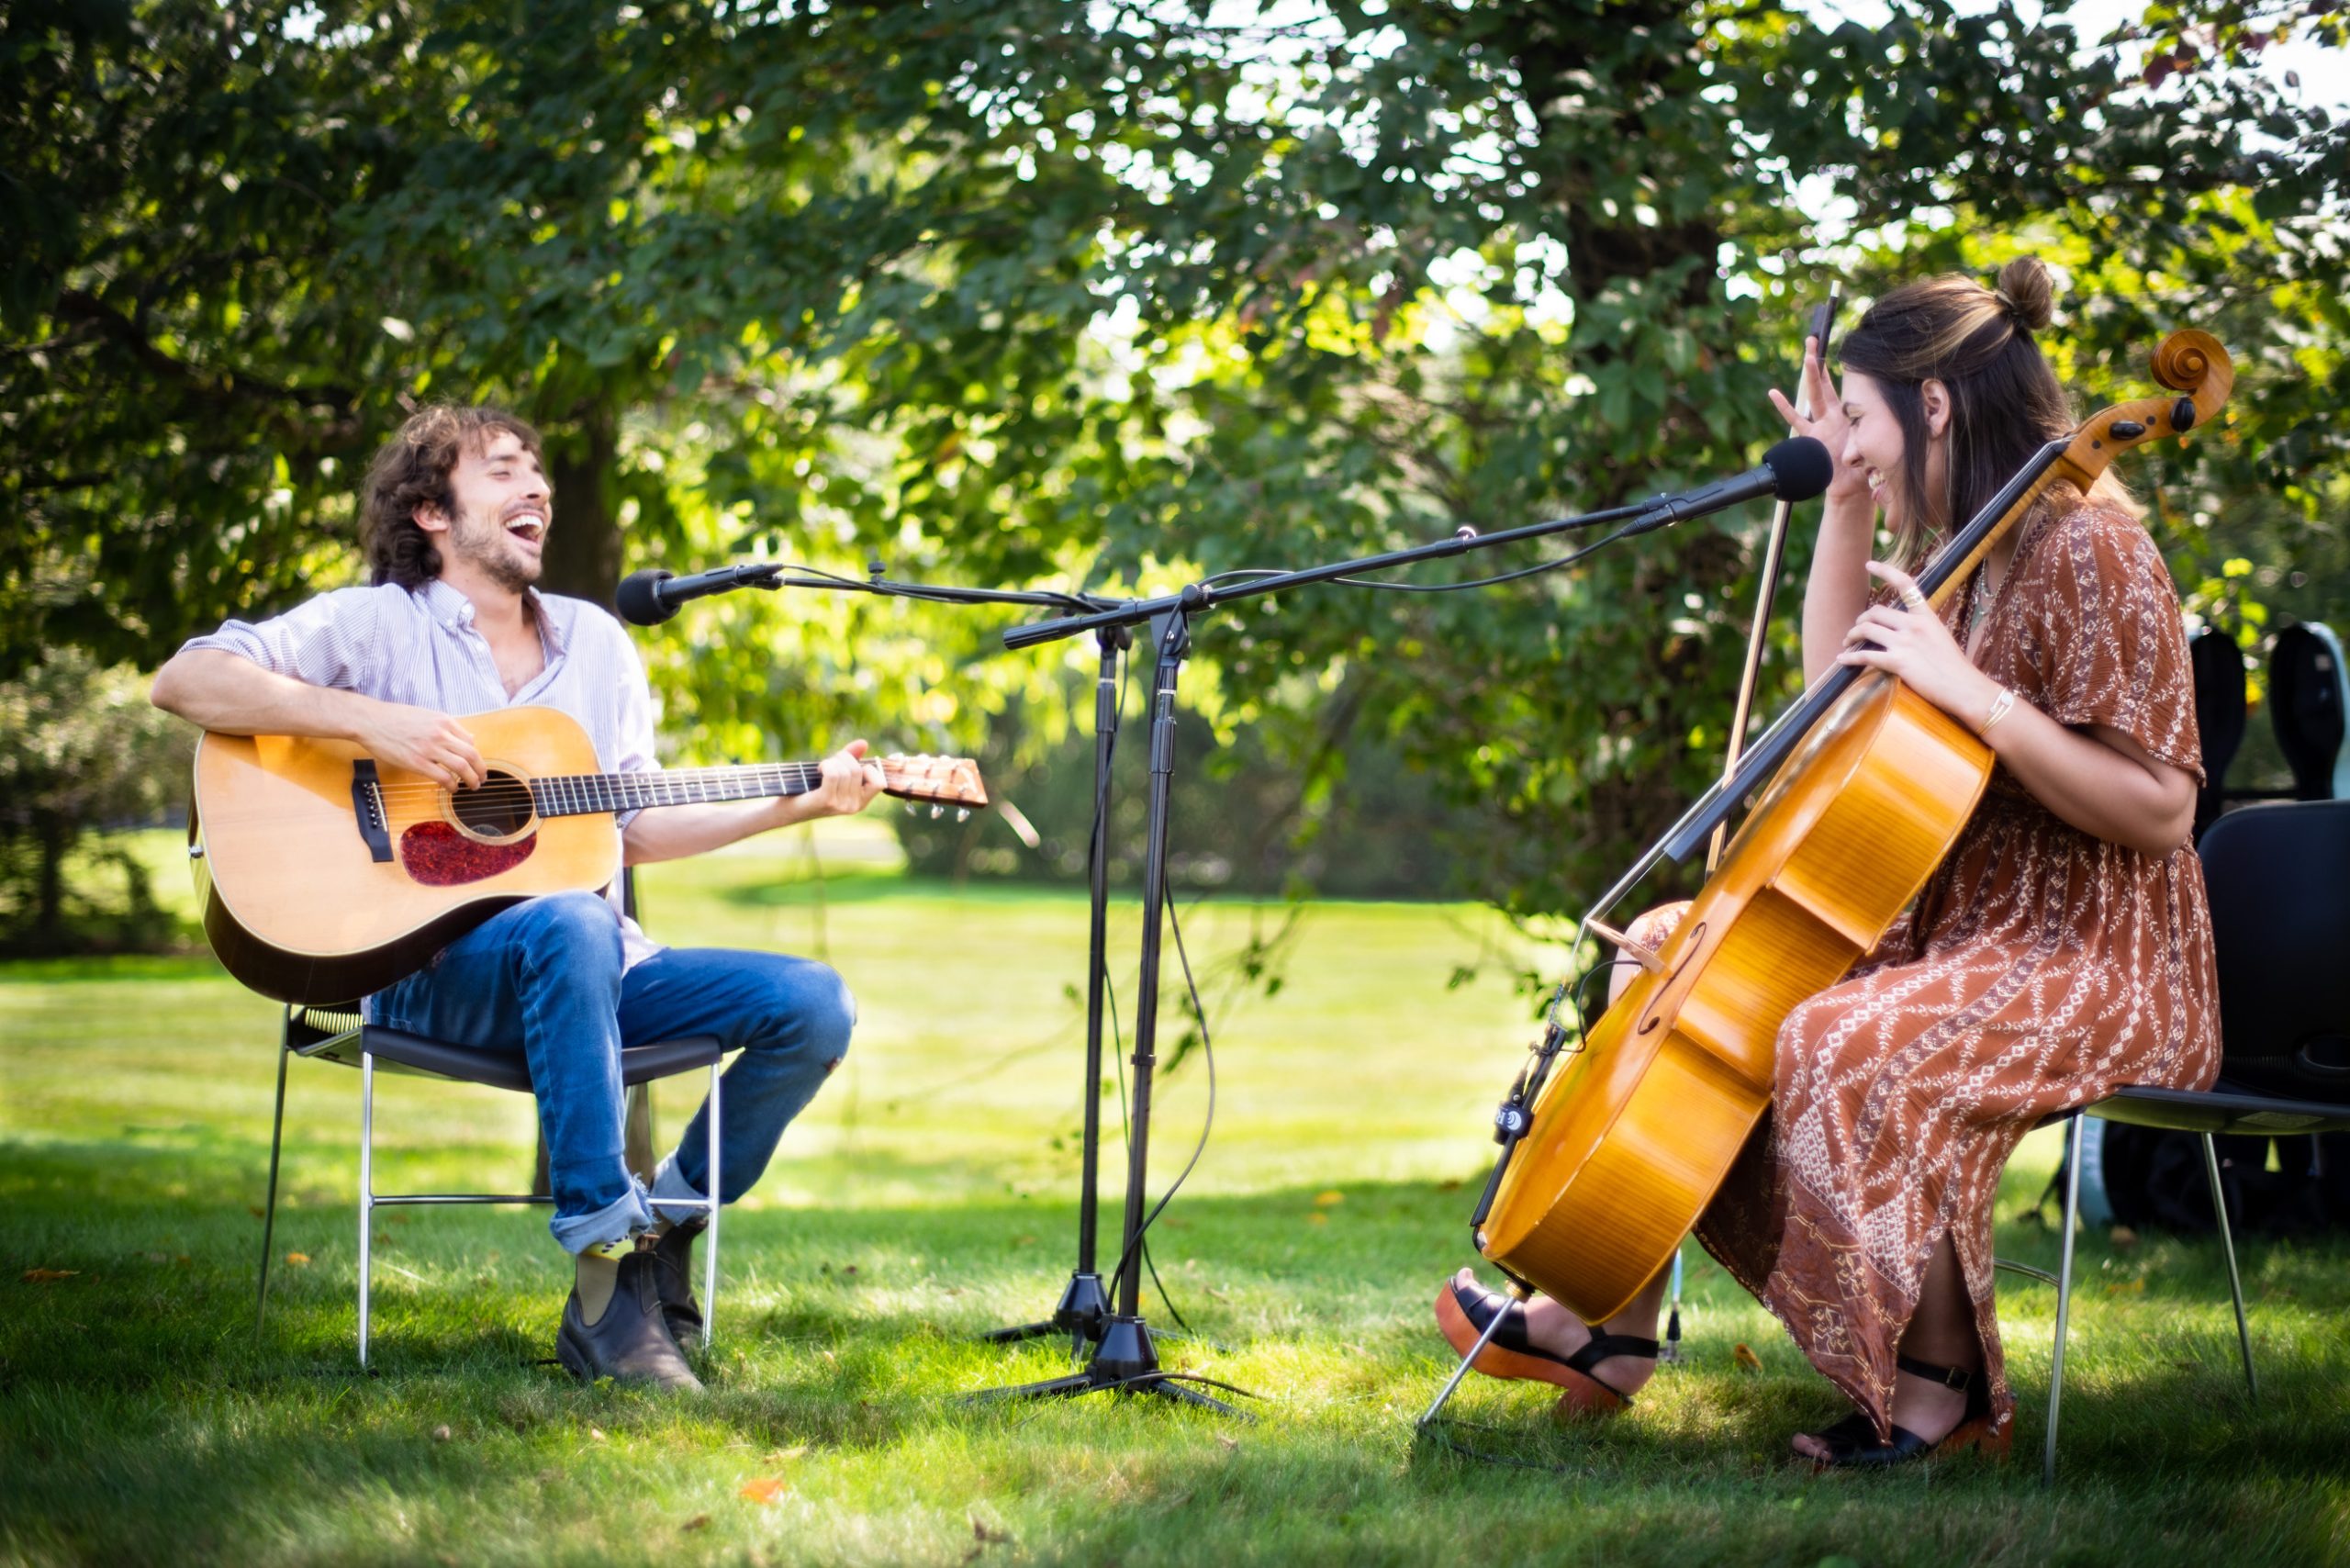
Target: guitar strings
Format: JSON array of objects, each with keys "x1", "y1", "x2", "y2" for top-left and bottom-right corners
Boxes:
[
  {"x1": 361, "y1": 761, "x2": 960, "y2": 802},
  {"x1": 364, "y1": 767, "x2": 837, "y2": 803}
]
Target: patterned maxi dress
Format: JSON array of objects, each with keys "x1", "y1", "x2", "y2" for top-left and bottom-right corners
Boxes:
[{"x1": 1666, "y1": 499, "x2": 2221, "y2": 1442}]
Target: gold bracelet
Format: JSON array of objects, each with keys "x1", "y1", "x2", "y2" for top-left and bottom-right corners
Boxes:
[{"x1": 1978, "y1": 686, "x2": 2016, "y2": 739}]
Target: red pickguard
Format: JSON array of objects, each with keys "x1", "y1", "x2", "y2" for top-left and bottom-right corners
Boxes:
[{"x1": 399, "y1": 821, "x2": 538, "y2": 886}]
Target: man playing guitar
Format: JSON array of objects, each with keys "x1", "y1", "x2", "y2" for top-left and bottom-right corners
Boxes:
[{"x1": 152, "y1": 404, "x2": 884, "y2": 1391}]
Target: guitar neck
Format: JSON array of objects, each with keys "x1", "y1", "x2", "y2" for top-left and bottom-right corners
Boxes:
[{"x1": 528, "y1": 763, "x2": 832, "y2": 818}]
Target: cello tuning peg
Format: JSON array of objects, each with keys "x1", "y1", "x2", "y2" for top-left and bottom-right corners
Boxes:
[
  {"x1": 2173, "y1": 395, "x2": 2197, "y2": 433},
  {"x1": 2110, "y1": 419, "x2": 2147, "y2": 440}
]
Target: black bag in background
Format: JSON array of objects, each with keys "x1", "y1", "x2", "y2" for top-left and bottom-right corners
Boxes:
[
  {"x1": 2078, "y1": 1120, "x2": 2350, "y2": 1237},
  {"x1": 2059, "y1": 626, "x2": 2350, "y2": 1235}
]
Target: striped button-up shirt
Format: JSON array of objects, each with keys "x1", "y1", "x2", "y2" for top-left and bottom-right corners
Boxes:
[{"x1": 180, "y1": 577, "x2": 665, "y2": 970}]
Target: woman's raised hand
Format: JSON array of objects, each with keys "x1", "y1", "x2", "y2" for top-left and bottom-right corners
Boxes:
[{"x1": 1768, "y1": 336, "x2": 1868, "y2": 504}]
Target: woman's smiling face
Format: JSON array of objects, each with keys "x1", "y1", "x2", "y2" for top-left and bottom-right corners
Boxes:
[{"x1": 1841, "y1": 369, "x2": 1950, "y2": 534}]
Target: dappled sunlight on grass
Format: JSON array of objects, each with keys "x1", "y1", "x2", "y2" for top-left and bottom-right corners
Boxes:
[{"x1": 6, "y1": 871, "x2": 2348, "y2": 1564}]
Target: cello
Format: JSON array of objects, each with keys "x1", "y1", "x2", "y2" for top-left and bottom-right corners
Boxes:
[{"x1": 1456, "y1": 328, "x2": 2233, "y2": 1335}]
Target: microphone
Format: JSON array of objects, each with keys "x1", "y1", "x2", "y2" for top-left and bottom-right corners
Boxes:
[
  {"x1": 1626, "y1": 437, "x2": 1834, "y2": 535},
  {"x1": 614, "y1": 563, "x2": 783, "y2": 626}
]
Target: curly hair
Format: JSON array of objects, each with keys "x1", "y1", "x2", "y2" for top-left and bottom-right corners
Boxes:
[{"x1": 358, "y1": 406, "x2": 545, "y2": 589}]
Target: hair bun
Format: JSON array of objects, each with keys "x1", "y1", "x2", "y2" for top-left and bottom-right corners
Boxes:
[{"x1": 1994, "y1": 257, "x2": 2055, "y2": 332}]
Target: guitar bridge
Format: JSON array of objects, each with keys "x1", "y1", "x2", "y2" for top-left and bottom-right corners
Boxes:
[{"x1": 351, "y1": 760, "x2": 393, "y2": 863}]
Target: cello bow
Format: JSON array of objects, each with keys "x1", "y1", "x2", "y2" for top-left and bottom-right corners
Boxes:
[{"x1": 1705, "y1": 286, "x2": 1843, "y2": 874}]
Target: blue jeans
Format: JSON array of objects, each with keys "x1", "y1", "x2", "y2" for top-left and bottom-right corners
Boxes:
[{"x1": 372, "y1": 891, "x2": 854, "y2": 1253}]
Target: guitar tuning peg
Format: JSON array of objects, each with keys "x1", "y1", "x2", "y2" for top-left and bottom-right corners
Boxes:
[{"x1": 956, "y1": 808, "x2": 970, "y2": 823}]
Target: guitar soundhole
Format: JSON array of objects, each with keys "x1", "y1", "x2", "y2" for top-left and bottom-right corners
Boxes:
[
  {"x1": 400, "y1": 820, "x2": 537, "y2": 886},
  {"x1": 452, "y1": 769, "x2": 535, "y2": 839}
]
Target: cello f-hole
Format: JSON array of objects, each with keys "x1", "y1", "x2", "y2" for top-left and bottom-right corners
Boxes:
[{"x1": 1636, "y1": 920, "x2": 1708, "y2": 1037}]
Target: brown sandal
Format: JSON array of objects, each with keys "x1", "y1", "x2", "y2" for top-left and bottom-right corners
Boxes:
[{"x1": 1435, "y1": 1278, "x2": 1656, "y2": 1414}]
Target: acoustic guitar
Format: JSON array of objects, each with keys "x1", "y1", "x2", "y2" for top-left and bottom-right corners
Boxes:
[{"x1": 187, "y1": 705, "x2": 988, "y2": 1004}]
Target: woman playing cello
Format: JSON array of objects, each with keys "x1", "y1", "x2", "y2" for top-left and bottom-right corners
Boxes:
[{"x1": 1436, "y1": 257, "x2": 2221, "y2": 1467}]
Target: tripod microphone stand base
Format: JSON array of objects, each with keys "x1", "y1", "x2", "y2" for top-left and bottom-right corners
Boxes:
[
  {"x1": 972, "y1": 1316, "x2": 1253, "y2": 1414},
  {"x1": 979, "y1": 1270, "x2": 1112, "y2": 1356}
]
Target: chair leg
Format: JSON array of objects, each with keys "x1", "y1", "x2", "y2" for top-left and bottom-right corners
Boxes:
[
  {"x1": 2200, "y1": 1132, "x2": 2259, "y2": 1403},
  {"x1": 358, "y1": 1051, "x2": 375, "y2": 1370},
  {"x1": 703, "y1": 1061, "x2": 721, "y2": 1350},
  {"x1": 2044, "y1": 1112, "x2": 2085, "y2": 1488},
  {"x1": 255, "y1": 1043, "x2": 292, "y2": 1340}
]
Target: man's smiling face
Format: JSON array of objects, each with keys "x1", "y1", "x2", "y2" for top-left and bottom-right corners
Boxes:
[{"x1": 424, "y1": 431, "x2": 553, "y2": 594}]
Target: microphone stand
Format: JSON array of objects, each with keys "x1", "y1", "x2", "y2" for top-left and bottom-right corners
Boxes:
[
  {"x1": 977, "y1": 618, "x2": 1127, "y2": 1357},
  {"x1": 986, "y1": 496, "x2": 1663, "y2": 1414},
  {"x1": 682, "y1": 560, "x2": 1134, "y2": 1360}
]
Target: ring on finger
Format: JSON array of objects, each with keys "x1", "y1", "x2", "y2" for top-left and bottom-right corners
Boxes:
[{"x1": 1897, "y1": 586, "x2": 1931, "y2": 614}]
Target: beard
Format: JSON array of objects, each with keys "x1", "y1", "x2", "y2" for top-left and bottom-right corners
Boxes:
[{"x1": 448, "y1": 509, "x2": 543, "y2": 594}]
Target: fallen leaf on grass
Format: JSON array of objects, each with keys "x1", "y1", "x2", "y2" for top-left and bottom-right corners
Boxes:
[
  {"x1": 431, "y1": 1425, "x2": 452, "y2": 1443},
  {"x1": 739, "y1": 1477, "x2": 789, "y2": 1505},
  {"x1": 1214, "y1": 1432, "x2": 1238, "y2": 1451},
  {"x1": 250, "y1": 1205, "x2": 267, "y2": 1218},
  {"x1": 1731, "y1": 1343, "x2": 1763, "y2": 1373},
  {"x1": 2103, "y1": 1278, "x2": 2145, "y2": 1295},
  {"x1": 1305, "y1": 1212, "x2": 1328, "y2": 1226},
  {"x1": 767, "y1": 1444, "x2": 809, "y2": 1464},
  {"x1": 21, "y1": 1269, "x2": 78, "y2": 1283},
  {"x1": 285, "y1": 1252, "x2": 311, "y2": 1267},
  {"x1": 680, "y1": 1515, "x2": 711, "y2": 1532},
  {"x1": 588, "y1": 1428, "x2": 608, "y2": 1443},
  {"x1": 2109, "y1": 1226, "x2": 2140, "y2": 1249},
  {"x1": 970, "y1": 1515, "x2": 1013, "y2": 1545},
  {"x1": 1314, "y1": 1191, "x2": 1345, "y2": 1207}
]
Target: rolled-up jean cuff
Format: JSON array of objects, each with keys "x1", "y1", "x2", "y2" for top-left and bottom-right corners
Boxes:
[
  {"x1": 649, "y1": 1152, "x2": 714, "y2": 1226},
  {"x1": 550, "y1": 1178, "x2": 656, "y2": 1256}
]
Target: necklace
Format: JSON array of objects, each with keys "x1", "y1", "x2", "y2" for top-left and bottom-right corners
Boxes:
[{"x1": 1968, "y1": 563, "x2": 1999, "y2": 645}]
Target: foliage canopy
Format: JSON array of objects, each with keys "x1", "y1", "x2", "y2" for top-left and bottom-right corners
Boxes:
[{"x1": 6, "y1": 0, "x2": 2344, "y2": 920}]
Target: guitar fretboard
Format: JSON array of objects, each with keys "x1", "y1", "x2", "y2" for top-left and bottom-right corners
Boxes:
[{"x1": 527, "y1": 764, "x2": 830, "y2": 818}]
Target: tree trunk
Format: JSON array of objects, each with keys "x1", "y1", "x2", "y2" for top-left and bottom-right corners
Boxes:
[
  {"x1": 539, "y1": 401, "x2": 624, "y2": 610},
  {"x1": 34, "y1": 812, "x2": 68, "y2": 952},
  {"x1": 532, "y1": 1089, "x2": 659, "y2": 1197},
  {"x1": 529, "y1": 398, "x2": 654, "y2": 1193}
]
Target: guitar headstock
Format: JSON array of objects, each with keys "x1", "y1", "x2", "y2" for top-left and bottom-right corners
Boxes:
[{"x1": 878, "y1": 755, "x2": 990, "y2": 811}]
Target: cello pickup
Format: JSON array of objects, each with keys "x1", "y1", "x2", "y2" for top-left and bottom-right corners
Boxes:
[{"x1": 1586, "y1": 916, "x2": 1666, "y2": 975}]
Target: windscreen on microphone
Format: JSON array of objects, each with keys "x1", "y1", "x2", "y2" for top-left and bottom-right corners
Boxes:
[
  {"x1": 615, "y1": 568, "x2": 678, "y2": 627},
  {"x1": 1763, "y1": 435, "x2": 1834, "y2": 503}
]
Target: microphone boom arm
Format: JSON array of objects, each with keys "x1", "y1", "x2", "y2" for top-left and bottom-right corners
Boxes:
[{"x1": 1002, "y1": 443, "x2": 1825, "y2": 654}]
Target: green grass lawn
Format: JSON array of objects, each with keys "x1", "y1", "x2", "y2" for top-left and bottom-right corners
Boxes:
[{"x1": 3, "y1": 830, "x2": 2345, "y2": 1565}]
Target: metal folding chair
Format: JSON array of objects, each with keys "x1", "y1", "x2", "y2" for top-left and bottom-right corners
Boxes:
[
  {"x1": 2034, "y1": 799, "x2": 2350, "y2": 1484},
  {"x1": 2039, "y1": 1086, "x2": 2350, "y2": 1484},
  {"x1": 252, "y1": 1003, "x2": 727, "y2": 1368}
]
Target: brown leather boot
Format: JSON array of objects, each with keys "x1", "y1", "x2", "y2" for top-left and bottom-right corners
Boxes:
[
  {"x1": 555, "y1": 1251, "x2": 701, "y2": 1392},
  {"x1": 650, "y1": 1218, "x2": 707, "y2": 1347}
]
